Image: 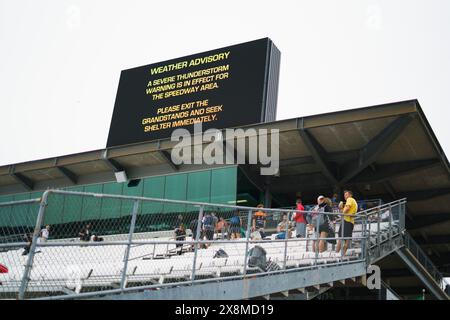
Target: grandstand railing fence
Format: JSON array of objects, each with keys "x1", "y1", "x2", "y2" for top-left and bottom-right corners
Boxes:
[{"x1": 0, "y1": 190, "x2": 444, "y2": 300}]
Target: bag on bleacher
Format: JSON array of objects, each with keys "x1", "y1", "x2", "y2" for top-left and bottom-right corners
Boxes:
[
  {"x1": 213, "y1": 248, "x2": 229, "y2": 258},
  {"x1": 265, "y1": 260, "x2": 281, "y2": 272},
  {"x1": 247, "y1": 245, "x2": 267, "y2": 271}
]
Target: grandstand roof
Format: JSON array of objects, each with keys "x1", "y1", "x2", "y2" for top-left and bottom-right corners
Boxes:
[{"x1": 1, "y1": 99, "x2": 450, "y2": 271}]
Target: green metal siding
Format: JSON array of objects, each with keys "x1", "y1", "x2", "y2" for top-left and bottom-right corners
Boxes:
[
  {"x1": 164, "y1": 173, "x2": 187, "y2": 214},
  {"x1": 142, "y1": 176, "x2": 165, "y2": 214},
  {"x1": 61, "y1": 186, "x2": 84, "y2": 224},
  {"x1": 0, "y1": 167, "x2": 238, "y2": 229},
  {"x1": 11, "y1": 193, "x2": 32, "y2": 227},
  {"x1": 122, "y1": 181, "x2": 143, "y2": 216},
  {"x1": 81, "y1": 184, "x2": 104, "y2": 221},
  {"x1": 211, "y1": 167, "x2": 237, "y2": 204},
  {"x1": 0, "y1": 195, "x2": 14, "y2": 227}
]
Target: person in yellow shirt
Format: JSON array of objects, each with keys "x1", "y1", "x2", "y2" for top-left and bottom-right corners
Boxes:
[{"x1": 336, "y1": 190, "x2": 358, "y2": 256}]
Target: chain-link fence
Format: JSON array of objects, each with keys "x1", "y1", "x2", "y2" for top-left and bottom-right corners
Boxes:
[
  {"x1": 0, "y1": 190, "x2": 437, "y2": 300},
  {"x1": 0, "y1": 198, "x2": 42, "y2": 299}
]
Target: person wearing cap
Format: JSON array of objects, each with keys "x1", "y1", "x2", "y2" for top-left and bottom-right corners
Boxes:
[
  {"x1": 336, "y1": 190, "x2": 358, "y2": 255},
  {"x1": 317, "y1": 198, "x2": 336, "y2": 252},
  {"x1": 308, "y1": 195, "x2": 325, "y2": 252},
  {"x1": 252, "y1": 204, "x2": 267, "y2": 239}
]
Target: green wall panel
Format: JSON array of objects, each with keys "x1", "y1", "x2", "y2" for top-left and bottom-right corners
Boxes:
[
  {"x1": 186, "y1": 170, "x2": 211, "y2": 213},
  {"x1": 101, "y1": 183, "x2": 123, "y2": 219},
  {"x1": 0, "y1": 195, "x2": 14, "y2": 227},
  {"x1": 81, "y1": 184, "x2": 104, "y2": 221},
  {"x1": 210, "y1": 167, "x2": 237, "y2": 205},
  {"x1": 61, "y1": 186, "x2": 84, "y2": 224},
  {"x1": 11, "y1": 193, "x2": 33, "y2": 227},
  {"x1": 164, "y1": 173, "x2": 187, "y2": 214},
  {"x1": 187, "y1": 171, "x2": 211, "y2": 202},
  {"x1": 0, "y1": 167, "x2": 238, "y2": 230},
  {"x1": 142, "y1": 176, "x2": 165, "y2": 215},
  {"x1": 122, "y1": 181, "x2": 144, "y2": 217}
]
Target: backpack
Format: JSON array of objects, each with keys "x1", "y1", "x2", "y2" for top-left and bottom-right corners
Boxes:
[
  {"x1": 265, "y1": 260, "x2": 281, "y2": 272},
  {"x1": 247, "y1": 245, "x2": 267, "y2": 271},
  {"x1": 230, "y1": 216, "x2": 240, "y2": 225},
  {"x1": 213, "y1": 248, "x2": 229, "y2": 258}
]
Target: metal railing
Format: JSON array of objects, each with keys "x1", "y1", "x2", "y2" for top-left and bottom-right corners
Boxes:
[
  {"x1": 0, "y1": 190, "x2": 442, "y2": 300},
  {"x1": 403, "y1": 232, "x2": 447, "y2": 291}
]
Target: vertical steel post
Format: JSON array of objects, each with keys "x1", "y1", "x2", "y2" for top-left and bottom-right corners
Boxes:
[
  {"x1": 283, "y1": 212, "x2": 289, "y2": 270},
  {"x1": 18, "y1": 191, "x2": 50, "y2": 300},
  {"x1": 120, "y1": 199, "x2": 140, "y2": 291},
  {"x1": 377, "y1": 210, "x2": 381, "y2": 256},
  {"x1": 191, "y1": 206, "x2": 204, "y2": 282},
  {"x1": 315, "y1": 216, "x2": 319, "y2": 267},
  {"x1": 243, "y1": 209, "x2": 253, "y2": 275},
  {"x1": 399, "y1": 201, "x2": 405, "y2": 231},
  {"x1": 362, "y1": 215, "x2": 368, "y2": 263},
  {"x1": 388, "y1": 203, "x2": 393, "y2": 241},
  {"x1": 368, "y1": 212, "x2": 372, "y2": 259},
  {"x1": 340, "y1": 215, "x2": 345, "y2": 259}
]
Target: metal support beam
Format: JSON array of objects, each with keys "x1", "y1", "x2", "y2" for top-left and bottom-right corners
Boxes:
[
  {"x1": 408, "y1": 213, "x2": 450, "y2": 230},
  {"x1": 278, "y1": 150, "x2": 359, "y2": 167},
  {"x1": 56, "y1": 166, "x2": 78, "y2": 184},
  {"x1": 415, "y1": 235, "x2": 450, "y2": 246},
  {"x1": 297, "y1": 129, "x2": 339, "y2": 186},
  {"x1": 369, "y1": 187, "x2": 450, "y2": 203},
  {"x1": 102, "y1": 150, "x2": 125, "y2": 173},
  {"x1": 93, "y1": 262, "x2": 367, "y2": 300},
  {"x1": 264, "y1": 176, "x2": 272, "y2": 208},
  {"x1": 399, "y1": 188, "x2": 450, "y2": 202},
  {"x1": 339, "y1": 115, "x2": 414, "y2": 184},
  {"x1": 350, "y1": 159, "x2": 440, "y2": 184},
  {"x1": 159, "y1": 150, "x2": 179, "y2": 171},
  {"x1": 279, "y1": 156, "x2": 314, "y2": 167},
  {"x1": 9, "y1": 166, "x2": 34, "y2": 191}
]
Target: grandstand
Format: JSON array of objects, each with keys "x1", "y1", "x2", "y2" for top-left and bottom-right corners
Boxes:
[{"x1": 1, "y1": 99, "x2": 450, "y2": 300}]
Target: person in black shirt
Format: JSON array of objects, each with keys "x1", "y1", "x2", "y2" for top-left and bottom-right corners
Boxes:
[
  {"x1": 316, "y1": 198, "x2": 335, "y2": 252},
  {"x1": 79, "y1": 223, "x2": 92, "y2": 242},
  {"x1": 22, "y1": 233, "x2": 33, "y2": 256},
  {"x1": 174, "y1": 223, "x2": 186, "y2": 255}
]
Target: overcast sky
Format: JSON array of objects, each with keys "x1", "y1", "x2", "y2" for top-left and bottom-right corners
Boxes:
[{"x1": 1, "y1": 0, "x2": 449, "y2": 166}]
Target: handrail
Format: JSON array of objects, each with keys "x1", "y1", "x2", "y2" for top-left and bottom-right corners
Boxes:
[
  {"x1": 42, "y1": 189, "x2": 400, "y2": 218},
  {"x1": 0, "y1": 198, "x2": 41, "y2": 207},
  {"x1": 403, "y1": 232, "x2": 448, "y2": 290}
]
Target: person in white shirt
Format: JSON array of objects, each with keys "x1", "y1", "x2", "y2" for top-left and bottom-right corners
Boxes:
[{"x1": 40, "y1": 225, "x2": 50, "y2": 242}]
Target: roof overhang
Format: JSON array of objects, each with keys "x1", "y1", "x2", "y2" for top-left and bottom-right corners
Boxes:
[{"x1": 1, "y1": 99, "x2": 450, "y2": 270}]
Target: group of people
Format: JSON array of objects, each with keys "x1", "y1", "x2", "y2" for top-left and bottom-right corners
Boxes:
[
  {"x1": 21, "y1": 191, "x2": 358, "y2": 258},
  {"x1": 79, "y1": 223, "x2": 104, "y2": 242},
  {"x1": 172, "y1": 190, "x2": 358, "y2": 256},
  {"x1": 273, "y1": 190, "x2": 358, "y2": 255},
  {"x1": 22, "y1": 223, "x2": 105, "y2": 255}
]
